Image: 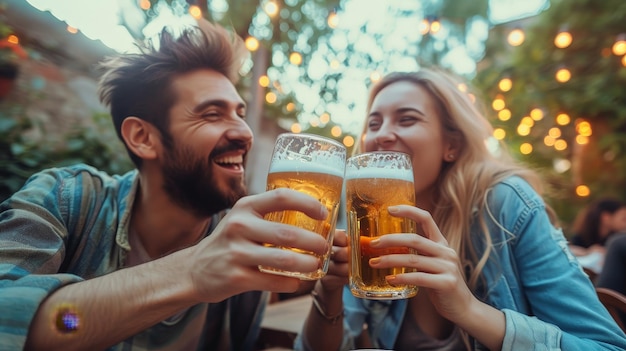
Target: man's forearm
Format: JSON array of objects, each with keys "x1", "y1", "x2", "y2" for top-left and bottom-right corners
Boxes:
[{"x1": 25, "y1": 248, "x2": 196, "y2": 351}]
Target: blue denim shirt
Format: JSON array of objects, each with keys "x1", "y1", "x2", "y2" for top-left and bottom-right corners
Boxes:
[
  {"x1": 0, "y1": 164, "x2": 267, "y2": 351},
  {"x1": 298, "y1": 176, "x2": 626, "y2": 350}
]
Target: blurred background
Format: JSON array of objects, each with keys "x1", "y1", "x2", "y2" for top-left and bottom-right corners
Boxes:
[{"x1": 0, "y1": 0, "x2": 625, "y2": 235}]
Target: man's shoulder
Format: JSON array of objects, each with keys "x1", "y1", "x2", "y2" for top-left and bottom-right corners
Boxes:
[{"x1": 28, "y1": 163, "x2": 136, "y2": 189}]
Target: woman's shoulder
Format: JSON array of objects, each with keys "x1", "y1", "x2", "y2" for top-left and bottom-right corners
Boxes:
[{"x1": 488, "y1": 175, "x2": 545, "y2": 211}]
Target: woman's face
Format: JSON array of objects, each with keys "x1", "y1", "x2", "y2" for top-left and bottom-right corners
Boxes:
[
  {"x1": 363, "y1": 81, "x2": 455, "y2": 210},
  {"x1": 608, "y1": 207, "x2": 626, "y2": 234}
]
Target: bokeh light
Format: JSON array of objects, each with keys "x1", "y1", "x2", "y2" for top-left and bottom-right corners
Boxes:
[
  {"x1": 554, "y1": 31, "x2": 572, "y2": 48},
  {"x1": 576, "y1": 185, "x2": 591, "y2": 197},
  {"x1": 245, "y1": 36, "x2": 259, "y2": 51},
  {"x1": 520, "y1": 143, "x2": 533, "y2": 154},
  {"x1": 343, "y1": 135, "x2": 355, "y2": 147},
  {"x1": 498, "y1": 108, "x2": 511, "y2": 121},
  {"x1": 555, "y1": 68, "x2": 571, "y2": 82},
  {"x1": 493, "y1": 128, "x2": 506, "y2": 140},
  {"x1": 556, "y1": 113, "x2": 571, "y2": 125},
  {"x1": 507, "y1": 28, "x2": 525, "y2": 46},
  {"x1": 498, "y1": 78, "x2": 512, "y2": 92},
  {"x1": 290, "y1": 123, "x2": 301, "y2": 133}
]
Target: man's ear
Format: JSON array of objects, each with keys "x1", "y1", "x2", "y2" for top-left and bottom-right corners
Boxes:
[
  {"x1": 444, "y1": 131, "x2": 462, "y2": 162},
  {"x1": 121, "y1": 117, "x2": 160, "y2": 161}
]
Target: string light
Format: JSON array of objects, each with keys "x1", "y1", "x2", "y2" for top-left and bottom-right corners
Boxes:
[
  {"x1": 576, "y1": 120, "x2": 592, "y2": 136},
  {"x1": 520, "y1": 143, "x2": 533, "y2": 154},
  {"x1": 530, "y1": 108, "x2": 544, "y2": 121},
  {"x1": 258, "y1": 75, "x2": 269, "y2": 87},
  {"x1": 289, "y1": 52, "x2": 302, "y2": 65},
  {"x1": 291, "y1": 123, "x2": 302, "y2": 133},
  {"x1": 612, "y1": 33, "x2": 626, "y2": 56},
  {"x1": 507, "y1": 28, "x2": 525, "y2": 46},
  {"x1": 493, "y1": 128, "x2": 506, "y2": 140},
  {"x1": 555, "y1": 67, "x2": 571, "y2": 82},
  {"x1": 548, "y1": 127, "x2": 561, "y2": 138},
  {"x1": 263, "y1": 0, "x2": 279, "y2": 17},
  {"x1": 327, "y1": 11, "x2": 339, "y2": 29},
  {"x1": 419, "y1": 19, "x2": 430, "y2": 35},
  {"x1": 245, "y1": 37, "x2": 259, "y2": 51},
  {"x1": 331, "y1": 126, "x2": 342, "y2": 137},
  {"x1": 370, "y1": 71, "x2": 382, "y2": 83},
  {"x1": 576, "y1": 135, "x2": 589, "y2": 145},
  {"x1": 265, "y1": 92, "x2": 277, "y2": 104},
  {"x1": 554, "y1": 139, "x2": 568, "y2": 151},
  {"x1": 556, "y1": 113, "x2": 570, "y2": 125},
  {"x1": 554, "y1": 27, "x2": 572, "y2": 48},
  {"x1": 430, "y1": 19, "x2": 441, "y2": 34},
  {"x1": 498, "y1": 77, "x2": 512, "y2": 92},
  {"x1": 189, "y1": 5, "x2": 202, "y2": 19},
  {"x1": 139, "y1": 0, "x2": 150, "y2": 10},
  {"x1": 498, "y1": 108, "x2": 511, "y2": 121},
  {"x1": 544, "y1": 135, "x2": 556, "y2": 147},
  {"x1": 319, "y1": 113, "x2": 330, "y2": 124},
  {"x1": 343, "y1": 135, "x2": 355, "y2": 147},
  {"x1": 576, "y1": 185, "x2": 590, "y2": 197},
  {"x1": 517, "y1": 124, "x2": 531, "y2": 136},
  {"x1": 492, "y1": 95, "x2": 505, "y2": 111}
]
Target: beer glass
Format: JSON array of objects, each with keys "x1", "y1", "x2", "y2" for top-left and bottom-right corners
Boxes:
[
  {"x1": 346, "y1": 151, "x2": 418, "y2": 299},
  {"x1": 259, "y1": 133, "x2": 346, "y2": 280}
]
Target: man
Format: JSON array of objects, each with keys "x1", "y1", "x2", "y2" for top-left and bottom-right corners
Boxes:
[{"x1": 0, "y1": 20, "x2": 328, "y2": 350}]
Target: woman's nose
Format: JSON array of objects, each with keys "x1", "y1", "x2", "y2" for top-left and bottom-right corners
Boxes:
[{"x1": 374, "y1": 125, "x2": 397, "y2": 147}]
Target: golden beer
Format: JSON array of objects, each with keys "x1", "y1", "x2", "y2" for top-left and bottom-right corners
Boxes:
[
  {"x1": 346, "y1": 153, "x2": 418, "y2": 299},
  {"x1": 260, "y1": 133, "x2": 346, "y2": 280}
]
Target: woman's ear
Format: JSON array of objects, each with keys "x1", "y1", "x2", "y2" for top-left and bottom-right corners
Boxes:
[
  {"x1": 444, "y1": 131, "x2": 462, "y2": 162},
  {"x1": 121, "y1": 117, "x2": 160, "y2": 161}
]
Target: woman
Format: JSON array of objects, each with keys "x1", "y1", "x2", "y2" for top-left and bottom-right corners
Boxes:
[
  {"x1": 296, "y1": 69, "x2": 626, "y2": 350},
  {"x1": 569, "y1": 197, "x2": 626, "y2": 257},
  {"x1": 568, "y1": 197, "x2": 626, "y2": 276}
]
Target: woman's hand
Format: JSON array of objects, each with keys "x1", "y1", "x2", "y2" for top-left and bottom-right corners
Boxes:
[{"x1": 367, "y1": 205, "x2": 477, "y2": 323}]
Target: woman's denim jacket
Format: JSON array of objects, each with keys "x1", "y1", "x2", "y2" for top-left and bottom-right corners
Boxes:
[{"x1": 297, "y1": 176, "x2": 626, "y2": 350}]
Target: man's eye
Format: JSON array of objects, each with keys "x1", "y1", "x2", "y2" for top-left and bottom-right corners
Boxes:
[{"x1": 202, "y1": 112, "x2": 220, "y2": 118}]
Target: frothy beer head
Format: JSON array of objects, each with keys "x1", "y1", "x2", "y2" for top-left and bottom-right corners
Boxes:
[
  {"x1": 269, "y1": 158, "x2": 345, "y2": 178},
  {"x1": 345, "y1": 165, "x2": 413, "y2": 182}
]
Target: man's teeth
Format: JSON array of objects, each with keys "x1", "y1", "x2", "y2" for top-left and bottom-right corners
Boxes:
[{"x1": 215, "y1": 155, "x2": 243, "y2": 164}]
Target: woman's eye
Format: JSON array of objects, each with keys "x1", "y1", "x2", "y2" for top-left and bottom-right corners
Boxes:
[
  {"x1": 400, "y1": 116, "x2": 418, "y2": 124},
  {"x1": 367, "y1": 120, "x2": 381, "y2": 129}
]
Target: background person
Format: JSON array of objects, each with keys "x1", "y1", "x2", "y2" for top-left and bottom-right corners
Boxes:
[
  {"x1": 0, "y1": 20, "x2": 329, "y2": 351},
  {"x1": 297, "y1": 69, "x2": 626, "y2": 351},
  {"x1": 568, "y1": 197, "x2": 626, "y2": 261}
]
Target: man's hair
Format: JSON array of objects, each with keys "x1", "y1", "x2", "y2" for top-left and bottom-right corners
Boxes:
[{"x1": 98, "y1": 20, "x2": 247, "y2": 167}]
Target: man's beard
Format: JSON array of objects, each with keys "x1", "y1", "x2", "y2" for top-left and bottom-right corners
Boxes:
[{"x1": 161, "y1": 142, "x2": 248, "y2": 217}]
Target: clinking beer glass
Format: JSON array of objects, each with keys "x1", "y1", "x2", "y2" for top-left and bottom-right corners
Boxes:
[
  {"x1": 259, "y1": 133, "x2": 346, "y2": 280},
  {"x1": 346, "y1": 151, "x2": 418, "y2": 299}
]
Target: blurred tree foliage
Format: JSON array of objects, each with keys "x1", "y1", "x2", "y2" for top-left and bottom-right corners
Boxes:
[{"x1": 473, "y1": 0, "x2": 626, "y2": 228}]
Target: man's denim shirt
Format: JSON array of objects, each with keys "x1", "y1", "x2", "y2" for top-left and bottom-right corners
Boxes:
[
  {"x1": 298, "y1": 176, "x2": 626, "y2": 350},
  {"x1": 0, "y1": 164, "x2": 266, "y2": 351}
]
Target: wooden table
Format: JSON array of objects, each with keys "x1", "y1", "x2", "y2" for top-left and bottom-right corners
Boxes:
[{"x1": 257, "y1": 294, "x2": 312, "y2": 350}]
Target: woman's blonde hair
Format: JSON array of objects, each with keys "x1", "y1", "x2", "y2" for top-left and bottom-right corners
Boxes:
[{"x1": 357, "y1": 68, "x2": 546, "y2": 291}]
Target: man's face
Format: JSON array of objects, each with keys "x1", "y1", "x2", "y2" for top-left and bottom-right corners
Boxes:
[{"x1": 160, "y1": 69, "x2": 253, "y2": 217}]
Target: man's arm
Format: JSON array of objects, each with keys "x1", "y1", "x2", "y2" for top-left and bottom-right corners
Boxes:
[{"x1": 25, "y1": 248, "x2": 196, "y2": 351}]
